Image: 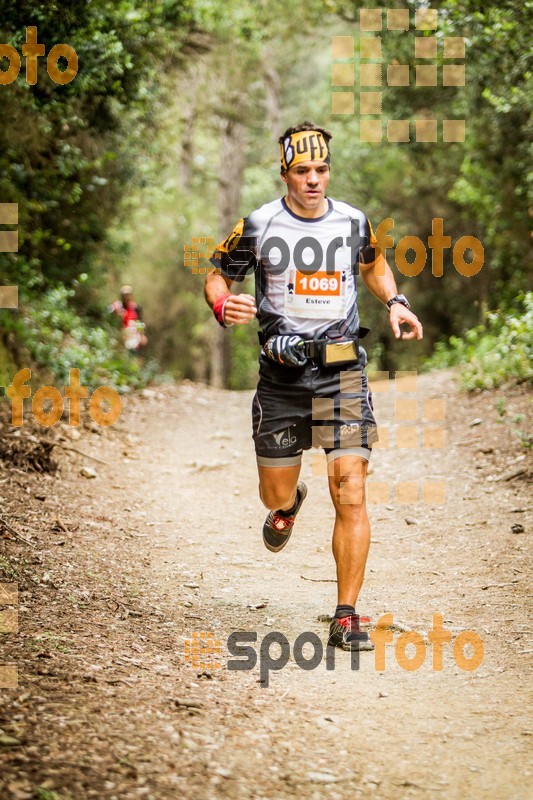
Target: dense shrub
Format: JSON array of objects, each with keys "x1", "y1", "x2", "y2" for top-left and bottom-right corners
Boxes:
[
  {"x1": 4, "y1": 284, "x2": 158, "y2": 391},
  {"x1": 425, "y1": 292, "x2": 533, "y2": 390}
]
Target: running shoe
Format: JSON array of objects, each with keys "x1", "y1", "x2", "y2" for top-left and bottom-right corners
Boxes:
[
  {"x1": 328, "y1": 613, "x2": 374, "y2": 651},
  {"x1": 262, "y1": 481, "x2": 307, "y2": 553}
]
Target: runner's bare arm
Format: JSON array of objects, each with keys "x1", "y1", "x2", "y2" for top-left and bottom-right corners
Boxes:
[
  {"x1": 204, "y1": 269, "x2": 257, "y2": 325},
  {"x1": 359, "y1": 255, "x2": 423, "y2": 340}
]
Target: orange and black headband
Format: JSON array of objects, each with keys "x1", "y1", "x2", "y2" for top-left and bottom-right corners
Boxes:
[{"x1": 280, "y1": 130, "x2": 331, "y2": 172}]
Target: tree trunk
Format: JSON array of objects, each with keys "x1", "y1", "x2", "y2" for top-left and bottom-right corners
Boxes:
[
  {"x1": 178, "y1": 63, "x2": 205, "y2": 192},
  {"x1": 180, "y1": 105, "x2": 194, "y2": 192},
  {"x1": 262, "y1": 51, "x2": 281, "y2": 140}
]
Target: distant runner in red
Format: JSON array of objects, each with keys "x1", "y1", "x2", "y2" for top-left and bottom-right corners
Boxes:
[
  {"x1": 204, "y1": 122, "x2": 423, "y2": 651},
  {"x1": 110, "y1": 285, "x2": 148, "y2": 353}
]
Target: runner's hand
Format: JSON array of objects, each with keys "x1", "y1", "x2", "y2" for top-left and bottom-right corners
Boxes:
[
  {"x1": 389, "y1": 305, "x2": 423, "y2": 340},
  {"x1": 263, "y1": 335, "x2": 307, "y2": 367},
  {"x1": 223, "y1": 294, "x2": 257, "y2": 325}
]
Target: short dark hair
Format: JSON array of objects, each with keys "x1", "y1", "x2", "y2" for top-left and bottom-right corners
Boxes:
[{"x1": 278, "y1": 121, "x2": 333, "y2": 146}]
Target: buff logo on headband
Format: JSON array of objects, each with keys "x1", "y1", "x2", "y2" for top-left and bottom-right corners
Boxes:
[{"x1": 280, "y1": 130, "x2": 331, "y2": 171}]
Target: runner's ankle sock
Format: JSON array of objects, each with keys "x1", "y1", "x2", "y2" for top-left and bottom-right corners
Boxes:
[
  {"x1": 277, "y1": 488, "x2": 300, "y2": 518},
  {"x1": 335, "y1": 604, "x2": 355, "y2": 619}
]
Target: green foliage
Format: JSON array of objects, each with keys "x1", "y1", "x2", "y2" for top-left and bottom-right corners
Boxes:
[
  {"x1": 0, "y1": 1, "x2": 194, "y2": 292},
  {"x1": 0, "y1": 339, "x2": 18, "y2": 388},
  {"x1": 0, "y1": 0, "x2": 199, "y2": 389},
  {"x1": 426, "y1": 292, "x2": 533, "y2": 390},
  {"x1": 330, "y1": 0, "x2": 532, "y2": 365},
  {"x1": 494, "y1": 397, "x2": 507, "y2": 417},
  {"x1": 36, "y1": 790, "x2": 73, "y2": 800}
]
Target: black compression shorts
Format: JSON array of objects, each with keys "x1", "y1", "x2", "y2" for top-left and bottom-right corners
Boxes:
[{"x1": 252, "y1": 352, "x2": 379, "y2": 466}]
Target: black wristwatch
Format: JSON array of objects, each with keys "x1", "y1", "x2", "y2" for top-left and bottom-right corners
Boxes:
[{"x1": 386, "y1": 294, "x2": 410, "y2": 311}]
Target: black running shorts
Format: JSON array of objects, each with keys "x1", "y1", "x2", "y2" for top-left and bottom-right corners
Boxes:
[{"x1": 252, "y1": 351, "x2": 379, "y2": 467}]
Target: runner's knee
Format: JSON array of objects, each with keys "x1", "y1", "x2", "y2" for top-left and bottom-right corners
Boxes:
[
  {"x1": 328, "y1": 457, "x2": 367, "y2": 508},
  {"x1": 259, "y1": 482, "x2": 296, "y2": 511},
  {"x1": 336, "y1": 473, "x2": 366, "y2": 507}
]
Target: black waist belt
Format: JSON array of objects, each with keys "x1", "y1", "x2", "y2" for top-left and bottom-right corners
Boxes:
[
  {"x1": 258, "y1": 327, "x2": 370, "y2": 367},
  {"x1": 257, "y1": 326, "x2": 370, "y2": 349}
]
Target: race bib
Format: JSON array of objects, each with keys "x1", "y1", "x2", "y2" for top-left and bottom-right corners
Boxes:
[{"x1": 284, "y1": 268, "x2": 347, "y2": 319}]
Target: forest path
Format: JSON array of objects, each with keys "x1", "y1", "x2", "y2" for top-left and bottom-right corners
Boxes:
[{"x1": 0, "y1": 369, "x2": 531, "y2": 800}]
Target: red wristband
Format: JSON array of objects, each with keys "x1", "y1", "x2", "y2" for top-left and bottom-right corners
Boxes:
[{"x1": 213, "y1": 293, "x2": 230, "y2": 327}]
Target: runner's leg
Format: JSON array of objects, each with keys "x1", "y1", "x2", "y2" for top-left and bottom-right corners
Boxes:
[
  {"x1": 327, "y1": 454, "x2": 370, "y2": 606},
  {"x1": 258, "y1": 463, "x2": 301, "y2": 511}
]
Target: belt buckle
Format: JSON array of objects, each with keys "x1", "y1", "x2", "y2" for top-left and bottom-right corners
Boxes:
[{"x1": 304, "y1": 340, "x2": 316, "y2": 359}]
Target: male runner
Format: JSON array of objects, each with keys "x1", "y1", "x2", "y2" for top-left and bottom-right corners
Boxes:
[{"x1": 204, "y1": 122, "x2": 423, "y2": 650}]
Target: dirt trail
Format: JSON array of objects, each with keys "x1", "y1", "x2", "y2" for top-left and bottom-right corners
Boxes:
[{"x1": 0, "y1": 369, "x2": 531, "y2": 800}]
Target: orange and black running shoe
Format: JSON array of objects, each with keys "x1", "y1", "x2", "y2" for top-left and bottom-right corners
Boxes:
[
  {"x1": 328, "y1": 613, "x2": 374, "y2": 651},
  {"x1": 262, "y1": 481, "x2": 307, "y2": 553}
]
